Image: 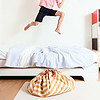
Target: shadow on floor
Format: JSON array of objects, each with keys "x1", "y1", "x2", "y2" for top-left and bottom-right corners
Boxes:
[
  {"x1": 0, "y1": 76, "x2": 35, "y2": 80},
  {"x1": 0, "y1": 76, "x2": 84, "y2": 81}
]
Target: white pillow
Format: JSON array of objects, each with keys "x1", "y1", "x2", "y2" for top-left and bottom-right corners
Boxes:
[{"x1": 0, "y1": 46, "x2": 9, "y2": 59}]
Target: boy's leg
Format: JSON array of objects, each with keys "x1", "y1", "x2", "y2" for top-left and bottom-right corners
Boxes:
[
  {"x1": 55, "y1": 11, "x2": 65, "y2": 34},
  {"x1": 24, "y1": 21, "x2": 39, "y2": 31},
  {"x1": 24, "y1": 6, "x2": 46, "y2": 31}
]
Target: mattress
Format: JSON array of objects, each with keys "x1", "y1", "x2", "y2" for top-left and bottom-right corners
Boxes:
[{"x1": 0, "y1": 60, "x2": 98, "y2": 68}]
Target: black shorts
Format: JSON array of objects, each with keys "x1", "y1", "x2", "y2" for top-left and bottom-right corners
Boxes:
[{"x1": 35, "y1": 6, "x2": 57, "y2": 22}]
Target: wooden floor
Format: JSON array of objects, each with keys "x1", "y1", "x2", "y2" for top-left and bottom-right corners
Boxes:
[{"x1": 0, "y1": 70, "x2": 100, "y2": 100}]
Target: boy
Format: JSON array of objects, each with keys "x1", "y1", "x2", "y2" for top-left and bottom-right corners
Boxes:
[{"x1": 24, "y1": 0, "x2": 64, "y2": 34}]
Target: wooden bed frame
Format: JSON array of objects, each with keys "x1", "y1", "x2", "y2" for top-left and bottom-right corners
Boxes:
[{"x1": 0, "y1": 60, "x2": 99, "y2": 81}]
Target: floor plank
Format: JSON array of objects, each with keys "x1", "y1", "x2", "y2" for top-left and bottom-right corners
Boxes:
[{"x1": 0, "y1": 79, "x2": 28, "y2": 100}]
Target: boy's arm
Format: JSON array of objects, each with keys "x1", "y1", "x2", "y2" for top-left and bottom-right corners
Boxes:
[{"x1": 56, "y1": 0, "x2": 64, "y2": 8}]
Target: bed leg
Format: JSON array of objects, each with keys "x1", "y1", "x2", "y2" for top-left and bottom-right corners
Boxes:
[
  {"x1": 83, "y1": 63, "x2": 99, "y2": 81},
  {"x1": 83, "y1": 73, "x2": 98, "y2": 81}
]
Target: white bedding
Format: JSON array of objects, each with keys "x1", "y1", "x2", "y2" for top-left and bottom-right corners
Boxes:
[{"x1": 4, "y1": 45, "x2": 98, "y2": 68}]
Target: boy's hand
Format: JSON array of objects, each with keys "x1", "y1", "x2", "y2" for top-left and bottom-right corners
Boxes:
[{"x1": 57, "y1": 0, "x2": 64, "y2": 8}]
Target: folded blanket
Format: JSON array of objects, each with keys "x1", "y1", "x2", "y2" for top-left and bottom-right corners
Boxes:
[
  {"x1": 5, "y1": 44, "x2": 35, "y2": 67},
  {"x1": 5, "y1": 45, "x2": 97, "y2": 68}
]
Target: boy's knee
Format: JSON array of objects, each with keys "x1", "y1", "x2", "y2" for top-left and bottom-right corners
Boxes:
[
  {"x1": 61, "y1": 12, "x2": 65, "y2": 17},
  {"x1": 34, "y1": 22, "x2": 39, "y2": 26}
]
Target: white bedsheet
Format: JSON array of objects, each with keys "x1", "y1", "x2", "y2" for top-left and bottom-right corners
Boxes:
[{"x1": 4, "y1": 45, "x2": 97, "y2": 68}]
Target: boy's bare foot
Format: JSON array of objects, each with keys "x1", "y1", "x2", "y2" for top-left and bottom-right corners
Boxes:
[
  {"x1": 55, "y1": 28, "x2": 61, "y2": 35},
  {"x1": 24, "y1": 24, "x2": 31, "y2": 31}
]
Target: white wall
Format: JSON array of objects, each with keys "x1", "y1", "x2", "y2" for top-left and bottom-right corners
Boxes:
[{"x1": 0, "y1": 0, "x2": 100, "y2": 48}]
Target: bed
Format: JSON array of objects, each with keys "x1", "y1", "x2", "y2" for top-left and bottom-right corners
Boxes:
[{"x1": 0, "y1": 45, "x2": 99, "y2": 81}]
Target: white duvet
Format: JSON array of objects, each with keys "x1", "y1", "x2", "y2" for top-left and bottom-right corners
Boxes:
[{"x1": 5, "y1": 44, "x2": 97, "y2": 68}]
